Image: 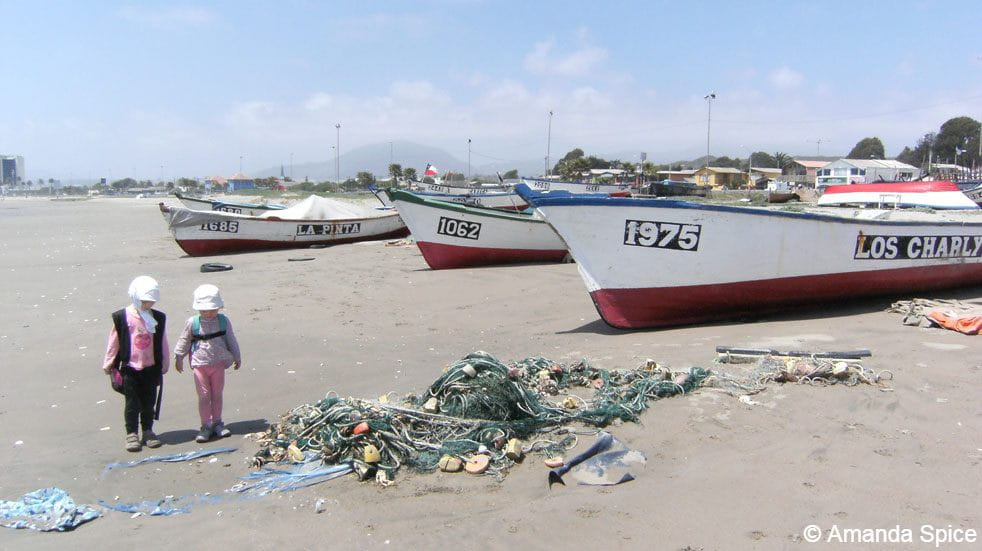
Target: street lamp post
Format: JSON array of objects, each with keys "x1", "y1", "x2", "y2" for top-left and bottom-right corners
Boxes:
[
  {"x1": 704, "y1": 92, "x2": 716, "y2": 167},
  {"x1": 741, "y1": 146, "x2": 752, "y2": 191},
  {"x1": 467, "y1": 138, "x2": 472, "y2": 182},
  {"x1": 335, "y1": 123, "x2": 341, "y2": 187},
  {"x1": 239, "y1": 156, "x2": 242, "y2": 173},
  {"x1": 389, "y1": 141, "x2": 393, "y2": 167},
  {"x1": 290, "y1": 153, "x2": 293, "y2": 180},
  {"x1": 546, "y1": 110, "x2": 553, "y2": 177}
]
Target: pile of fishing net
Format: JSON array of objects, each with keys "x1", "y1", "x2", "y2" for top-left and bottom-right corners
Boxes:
[
  {"x1": 709, "y1": 347, "x2": 893, "y2": 395},
  {"x1": 252, "y1": 351, "x2": 709, "y2": 479}
]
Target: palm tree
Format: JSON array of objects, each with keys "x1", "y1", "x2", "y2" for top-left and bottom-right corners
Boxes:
[{"x1": 773, "y1": 152, "x2": 792, "y2": 171}]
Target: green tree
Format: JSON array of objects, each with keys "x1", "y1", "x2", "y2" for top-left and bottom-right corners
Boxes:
[
  {"x1": 502, "y1": 169, "x2": 519, "y2": 179},
  {"x1": 557, "y1": 157, "x2": 590, "y2": 180},
  {"x1": 355, "y1": 171, "x2": 375, "y2": 189},
  {"x1": 750, "y1": 151, "x2": 776, "y2": 168},
  {"x1": 934, "y1": 116, "x2": 980, "y2": 166},
  {"x1": 847, "y1": 137, "x2": 886, "y2": 159},
  {"x1": 404, "y1": 167, "x2": 418, "y2": 182},
  {"x1": 554, "y1": 148, "x2": 585, "y2": 174},
  {"x1": 388, "y1": 163, "x2": 403, "y2": 182},
  {"x1": 711, "y1": 156, "x2": 742, "y2": 169},
  {"x1": 772, "y1": 152, "x2": 793, "y2": 170}
]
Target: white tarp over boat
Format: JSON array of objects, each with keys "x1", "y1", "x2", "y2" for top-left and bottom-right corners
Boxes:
[{"x1": 259, "y1": 195, "x2": 391, "y2": 219}]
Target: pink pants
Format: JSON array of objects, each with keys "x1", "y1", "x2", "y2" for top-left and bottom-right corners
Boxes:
[{"x1": 193, "y1": 363, "x2": 226, "y2": 427}]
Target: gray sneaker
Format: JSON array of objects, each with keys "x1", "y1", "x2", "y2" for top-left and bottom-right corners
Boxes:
[
  {"x1": 195, "y1": 425, "x2": 213, "y2": 443},
  {"x1": 213, "y1": 421, "x2": 231, "y2": 438},
  {"x1": 143, "y1": 430, "x2": 162, "y2": 448}
]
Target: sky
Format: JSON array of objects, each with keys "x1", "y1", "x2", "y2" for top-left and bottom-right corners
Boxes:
[{"x1": 2, "y1": 0, "x2": 982, "y2": 181}]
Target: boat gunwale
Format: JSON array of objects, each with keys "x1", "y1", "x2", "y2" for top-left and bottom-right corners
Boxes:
[
  {"x1": 161, "y1": 203, "x2": 402, "y2": 224},
  {"x1": 387, "y1": 189, "x2": 544, "y2": 223},
  {"x1": 524, "y1": 195, "x2": 982, "y2": 227}
]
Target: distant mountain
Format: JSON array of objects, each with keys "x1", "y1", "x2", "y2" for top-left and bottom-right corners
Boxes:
[{"x1": 254, "y1": 140, "x2": 547, "y2": 181}]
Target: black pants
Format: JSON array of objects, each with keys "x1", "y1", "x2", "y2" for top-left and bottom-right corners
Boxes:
[{"x1": 122, "y1": 366, "x2": 160, "y2": 434}]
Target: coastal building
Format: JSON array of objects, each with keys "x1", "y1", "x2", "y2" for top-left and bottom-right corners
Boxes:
[
  {"x1": 656, "y1": 169, "x2": 697, "y2": 182},
  {"x1": 1, "y1": 155, "x2": 24, "y2": 185},
  {"x1": 693, "y1": 166, "x2": 745, "y2": 189},
  {"x1": 815, "y1": 159, "x2": 917, "y2": 190},
  {"x1": 226, "y1": 172, "x2": 255, "y2": 191},
  {"x1": 749, "y1": 167, "x2": 783, "y2": 187},
  {"x1": 786, "y1": 159, "x2": 828, "y2": 187}
]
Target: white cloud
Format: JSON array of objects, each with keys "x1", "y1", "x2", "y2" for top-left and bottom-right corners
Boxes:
[
  {"x1": 116, "y1": 6, "x2": 215, "y2": 28},
  {"x1": 477, "y1": 80, "x2": 532, "y2": 109},
  {"x1": 304, "y1": 93, "x2": 335, "y2": 111},
  {"x1": 524, "y1": 40, "x2": 608, "y2": 77},
  {"x1": 769, "y1": 66, "x2": 804, "y2": 89}
]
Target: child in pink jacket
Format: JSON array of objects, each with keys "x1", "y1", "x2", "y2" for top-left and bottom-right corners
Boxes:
[
  {"x1": 173, "y1": 284, "x2": 242, "y2": 443},
  {"x1": 103, "y1": 276, "x2": 170, "y2": 452}
]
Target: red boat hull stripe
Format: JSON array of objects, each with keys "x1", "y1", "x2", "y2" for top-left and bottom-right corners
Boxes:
[
  {"x1": 416, "y1": 241, "x2": 567, "y2": 269},
  {"x1": 175, "y1": 228, "x2": 410, "y2": 257},
  {"x1": 591, "y1": 263, "x2": 982, "y2": 329}
]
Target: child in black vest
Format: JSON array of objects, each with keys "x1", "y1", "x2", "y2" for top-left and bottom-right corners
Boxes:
[
  {"x1": 174, "y1": 284, "x2": 242, "y2": 443},
  {"x1": 102, "y1": 276, "x2": 170, "y2": 452}
]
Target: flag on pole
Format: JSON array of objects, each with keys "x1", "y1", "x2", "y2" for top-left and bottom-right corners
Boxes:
[{"x1": 424, "y1": 164, "x2": 439, "y2": 177}]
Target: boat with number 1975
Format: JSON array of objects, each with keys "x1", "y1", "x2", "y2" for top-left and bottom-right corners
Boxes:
[
  {"x1": 159, "y1": 195, "x2": 408, "y2": 256},
  {"x1": 517, "y1": 183, "x2": 982, "y2": 329}
]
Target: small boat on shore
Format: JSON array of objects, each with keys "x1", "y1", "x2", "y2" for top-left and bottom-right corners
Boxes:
[
  {"x1": 817, "y1": 181, "x2": 979, "y2": 210},
  {"x1": 645, "y1": 179, "x2": 710, "y2": 198},
  {"x1": 159, "y1": 196, "x2": 408, "y2": 256},
  {"x1": 386, "y1": 188, "x2": 567, "y2": 269},
  {"x1": 405, "y1": 189, "x2": 529, "y2": 211},
  {"x1": 174, "y1": 191, "x2": 286, "y2": 216},
  {"x1": 517, "y1": 184, "x2": 982, "y2": 329},
  {"x1": 521, "y1": 177, "x2": 631, "y2": 195}
]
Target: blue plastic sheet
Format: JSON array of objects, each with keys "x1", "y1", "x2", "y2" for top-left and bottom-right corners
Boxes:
[
  {"x1": 0, "y1": 487, "x2": 100, "y2": 531},
  {"x1": 230, "y1": 462, "x2": 353, "y2": 496},
  {"x1": 98, "y1": 494, "x2": 221, "y2": 516},
  {"x1": 103, "y1": 447, "x2": 237, "y2": 474},
  {"x1": 549, "y1": 431, "x2": 646, "y2": 486}
]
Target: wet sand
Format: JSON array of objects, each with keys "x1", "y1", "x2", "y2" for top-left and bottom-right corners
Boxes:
[{"x1": 1, "y1": 197, "x2": 980, "y2": 550}]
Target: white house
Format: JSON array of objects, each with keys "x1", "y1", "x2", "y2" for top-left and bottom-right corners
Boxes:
[{"x1": 815, "y1": 159, "x2": 917, "y2": 190}]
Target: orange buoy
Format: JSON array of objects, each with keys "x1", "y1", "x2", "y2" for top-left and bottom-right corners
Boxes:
[
  {"x1": 464, "y1": 454, "x2": 490, "y2": 474},
  {"x1": 353, "y1": 421, "x2": 370, "y2": 435},
  {"x1": 543, "y1": 456, "x2": 564, "y2": 468}
]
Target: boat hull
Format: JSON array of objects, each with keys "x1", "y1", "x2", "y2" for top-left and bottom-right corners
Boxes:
[
  {"x1": 175, "y1": 193, "x2": 284, "y2": 216},
  {"x1": 387, "y1": 189, "x2": 567, "y2": 269},
  {"x1": 527, "y1": 196, "x2": 982, "y2": 329},
  {"x1": 521, "y1": 177, "x2": 631, "y2": 194},
  {"x1": 818, "y1": 181, "x2": 979, "y2": 210},
  {"x1": 160, "y1": 205, "x2": 409, "y2": 257},
  {"x1": 404, "y1": 189, "x2": 528, "y2": 211}
]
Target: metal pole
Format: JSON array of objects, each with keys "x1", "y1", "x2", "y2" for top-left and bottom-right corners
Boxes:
[
  {"x1": 389, "y1": 141, "x2": 393, "y2": 166},
  {"x1": 546, "y1": 110, "x2": 553, "y2": 176},
  {"x1": 335, "y1": 123, "x2": 341, "y2": 186},
  {"x1": 467, "y1": 138, "x2": 471, "y2": 181},
  {"x1": 704, "y1": 93, "x2": 716, "y2": 166},
  {"x1": 290, "y1": 153, "x2": 293, "y2": 180}
]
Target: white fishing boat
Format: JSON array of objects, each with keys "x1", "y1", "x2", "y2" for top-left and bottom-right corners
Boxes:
[
  {"x1": 817, "y1": 181, "x2": 980, "y2": 210},
  {"x1": 405, "y1": 189, "x2": 529, "y2": 211},
  {"x1": 517, "y1": 184, "x2": 982, "y2": 329},
  {"x1": 159, "y1": 195, "x2": 408, "y2": 257},
  {"x1": 385, "y1": 188, "x2": 566, "y2": 269},
  {"x1": 174, "y1": 191, "x2": 286, "y2": 216},
  {"x1": 521, "y1": 177, "x2": 632, "y2": 195}
]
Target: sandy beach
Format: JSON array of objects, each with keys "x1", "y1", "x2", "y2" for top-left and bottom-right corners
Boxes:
[{"x1": 1, "y1": 196, "x2": 980, "y2": 550}]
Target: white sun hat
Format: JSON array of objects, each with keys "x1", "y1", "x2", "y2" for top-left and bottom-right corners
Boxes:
[{"x1": 192, "y1": 284, "x2": 224, "y2": 310}]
